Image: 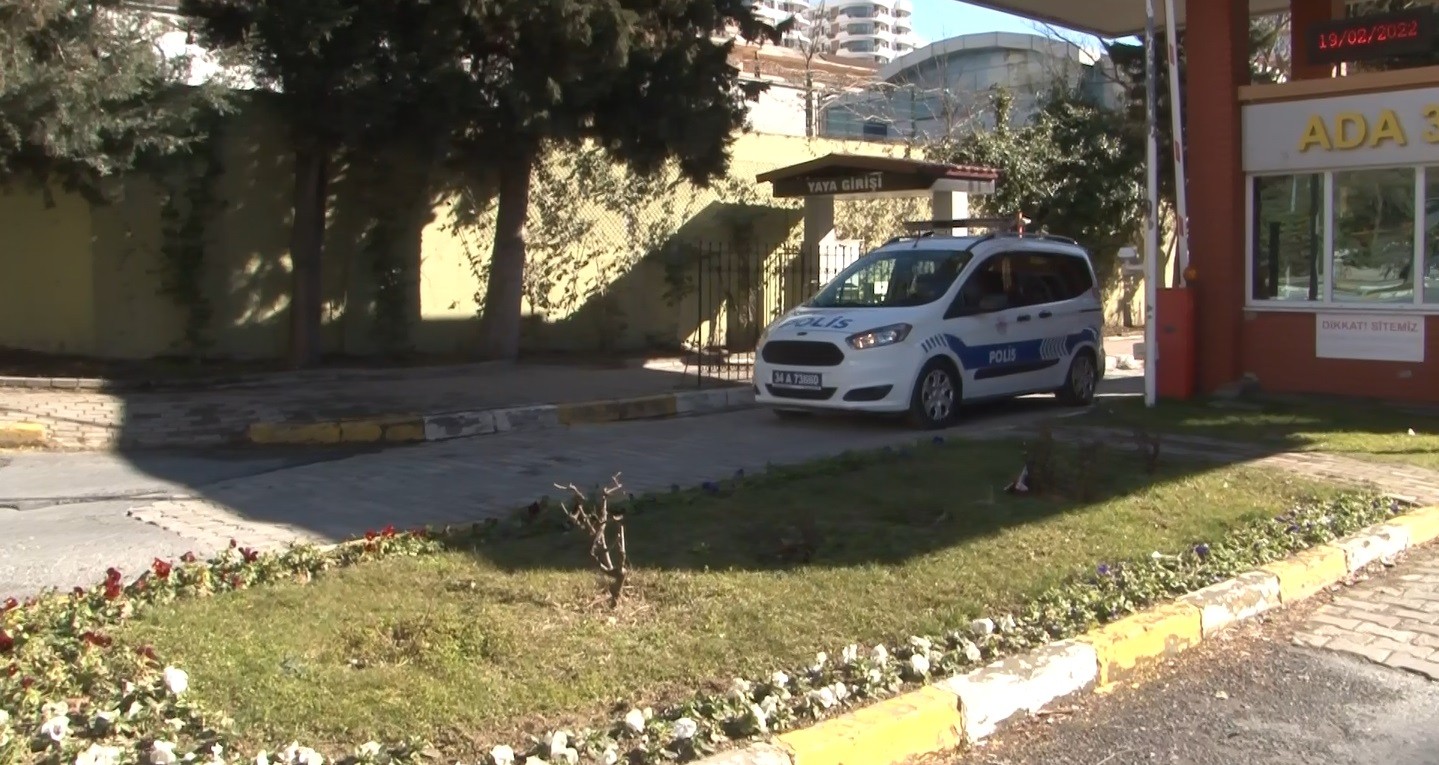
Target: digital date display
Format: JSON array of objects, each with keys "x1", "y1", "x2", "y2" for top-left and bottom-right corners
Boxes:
[{"x1": 1306, "y1": 7, "x2": 1437, "y2": 64}]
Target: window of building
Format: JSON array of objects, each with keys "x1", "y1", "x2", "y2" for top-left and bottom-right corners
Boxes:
[{"x1": 1248, "y1": 166, "x2": 1432, "y2": 309}]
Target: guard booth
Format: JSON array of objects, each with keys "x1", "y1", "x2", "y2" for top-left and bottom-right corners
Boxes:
[{"x1": 945, "y1": 0, "x2": 1439, "y2": 403}]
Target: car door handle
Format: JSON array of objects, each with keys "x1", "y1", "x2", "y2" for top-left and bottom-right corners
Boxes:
[
  {"x1": 1038, "y1": 310, "x2": 1053, "y2": 319},
  {"x1": 1015, "y1": 314, "x2": 1032, "y2": 322}
]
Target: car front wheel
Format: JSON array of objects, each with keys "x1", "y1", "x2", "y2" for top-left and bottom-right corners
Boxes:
[{"x1": 908, "y1": 359, "x2": 959, "y2": 429}]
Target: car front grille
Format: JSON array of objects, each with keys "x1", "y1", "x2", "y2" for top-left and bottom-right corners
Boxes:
[
  {"x1": 764, "y1": 385, "x2": 836, "y2": 400},
  {"x1": 760, "y1": 340, "x2": 845, "y2": 367}
]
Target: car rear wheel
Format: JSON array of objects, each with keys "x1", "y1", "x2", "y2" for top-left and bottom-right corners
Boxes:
[
  {"x1": 908, "y1": 359, "x2": 959, "y2": 429},
  {"x1": 1056, "y1": 350, "x2": 1098, "y2": 406}
]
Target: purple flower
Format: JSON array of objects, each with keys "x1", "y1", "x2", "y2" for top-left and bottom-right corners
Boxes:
[
  {"x1": 735, "y1": 468, "x2": 745, "y2": 478},
  {"x1": 932, "y1": 436, "x2": 945, "y2": 445},
  {"x1": 1194, "y1": 543, "x2": 1210, "y2": 560},
  {"x1": 1287, "y1": 524, "x2": 1301, "y2": 534},
  {"x1": 1097, "y1": 564, "x2": 1112, "y2": 577},
  {"x1": 702, "y1": 481, "x2": 720, "y2": 494}
]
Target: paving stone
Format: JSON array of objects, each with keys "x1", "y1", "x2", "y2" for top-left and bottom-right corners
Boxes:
[
  {"x1": 1386, "y1": 653, "x2": 1439, "y2": 680},
  {"x1": 1298, "y1": 543, "x2": 1439, "y2": 678}
]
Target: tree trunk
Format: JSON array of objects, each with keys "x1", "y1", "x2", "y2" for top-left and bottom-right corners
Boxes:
[
  {"x1": 288, "y1": 146, "x2": 329, "y2": 369},
  {"x1": 477, "y1": 145, "x2": 536, "y2": 360}
]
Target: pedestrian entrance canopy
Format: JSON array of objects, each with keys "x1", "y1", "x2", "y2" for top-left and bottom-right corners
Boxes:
[{"x1": 755, "y1": 154, "x2": 998, "y2": 201}]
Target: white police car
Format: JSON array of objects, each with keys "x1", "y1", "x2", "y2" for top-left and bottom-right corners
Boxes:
[{"x1": 754, "y1": 219, "x2": 1105, "y2": 429}]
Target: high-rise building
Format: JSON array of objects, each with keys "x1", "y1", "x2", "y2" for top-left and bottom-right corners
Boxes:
[{"x1": 747, "y1": 0, "x2": 920, "y2": 65}]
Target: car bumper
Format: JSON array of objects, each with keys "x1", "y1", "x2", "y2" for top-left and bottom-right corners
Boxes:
[{"x1": 754, "y1": 343, "x2": 922, "y2": 413}]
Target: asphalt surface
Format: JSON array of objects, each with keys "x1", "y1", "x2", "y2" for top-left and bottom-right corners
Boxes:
[
  {"x1": 946, "y1": 586, "x2": 1439, "y2": 765},
  {"x1": 0, "y1": 447, "x2": 373, "y2": 598}
]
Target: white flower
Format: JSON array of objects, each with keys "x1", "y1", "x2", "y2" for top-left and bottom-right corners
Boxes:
[
  {"x1": 163, "y1": 666, "x2": 190, "y2": 696},
  {"x1": 831, "y1": 681, "x2": 851, "y2": 702},
  {"x1": 749, "y1": 703, "x2": 770, "y2": 734},
  {"x1": 729, "y1": 678, "x2": 753, "y2": 701},
  {"x1": 206, "y1": 743, "x2": 226, "y2": 765},
  {"x1": 771, "y1": 671, "x2": 790, "y2": 688},
  {"x1": 554, "y1": 750, "x2": 577, "y2": 765},
  {"x1": 808, "y1": 687, "x2": 837, "y2": 709},
  {"x1": 75, "y1": 743, "x2": 123, "y2": 765},
  {"x1": 255, "y1": 753, "x2": 271, "y2": 765},
  {"x1": 548, "y1": 732, "x2": 569, "y2": 757},
  {"x1": 908, "y1": 653, "x2": 931, "y2": 677},
  {"x1": 810, "y1": 652, "x2": 827, "y2": 673},
  {"x1": 759, "y1": 693, "x2": 780, "y2": 715},
  {"x1": 865, "y1": 667, "x2": 883, "y2": 685},
  {"x1": 970, "y1": 618, "x2": 995, "y2": 637},
  {"x1": 150, "y1": 741, "x2": 179, "y2": 765},
  {"x1": 524, "y1": 757, "x2": 549, "y2": 765},
  {"x1": 357, "y1": 742, "x2": 382, "y2": 758},
  {"x1": 998, "y1": 615, "x2": 1017, "y2": 633},
  {"x1": 672, "y1": 717, "x2": 699, "y2": 740},
  {"x1": 871, "y1": 645, "x2": 889, "y2": 666},
  {"x1": 279, "y1": 743, "x2": 324, "y2": 765},
  {"x1": 41, "y1": 714, "x2": 70, "y2": 743},
  {"x1": 909, "y1": 636, "x2": 932, "y2": 653},
  {"x1": 0, "y1": 708, "x2": 8, "y2": 727},
  {"x1": 840, "y1": 644, "x2": 859, "y2": 665},
  {"x1": 92, "y1": 709, "x2": 118, "y2": 732},
  {"x1": 961, "y1": 640, "x2": 982, "y2": 663},
  {"x1": 601, "y1": 747, "x2": 620, "y2": 765},
  {"x1": 623, "y1": 708, "x2": 646, "y2": 734},
  {"x1": 491, "y1": 745, "x2": 516, "y2": 765}
]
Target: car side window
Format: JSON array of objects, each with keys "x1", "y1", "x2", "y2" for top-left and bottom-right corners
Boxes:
[
  {"x1": 948, "y1": 254, "x2": 1013, "y2": 315},
  {"x1": 1008, "y1": 251, "x2": 1090, "y2": 307}
]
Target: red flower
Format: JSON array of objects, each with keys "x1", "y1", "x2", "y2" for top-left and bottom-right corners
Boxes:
[
  {"x1": 240, "y1": 547, "x2": 259, "y2": 563},
  {"x1": 5, "y1": 663, "x2": 17, "y2": 676},
  {"x1": 20, "y1": 676, "x2": 33, "y2": 689},
  {"x1": 228, "y1": 575, "x2": 244, "y2": 590},
  {"x1": 151, "y1": 558, "x2": 173, "y2": 579},
  {"x1": 382, "y1": 524, "x2": 397, "y2": 537},
  {"x1": 80, "y1": 631, "x2": 112, "y2": 648},
  {"x1": 105, "y1": 567, "x2": 122, "y2": 585},
  {"x1": 134, "y1": 644, "x2": 157, "y2": 662},
  {"x1": 0, "y1": 629, "x2": 14, "y2": 653},
  {"x1": 180, "y1": 551, "x2": 197, "y2": 564},
  {"x1": 229, "y1": 539, "x2": 239, "y2": 549},
  {"x1": 103, "y1": 581, "x2": 123, "y2": 601},
  {"x1": 72, "y1": 587, "x2": 85, "y2": 598},
  {"x1": 364, "y1": 530, "x2": 379, "y2": 541},
  {"x1": 2, "y1": 597, "x2": 17, "y2": 612}
]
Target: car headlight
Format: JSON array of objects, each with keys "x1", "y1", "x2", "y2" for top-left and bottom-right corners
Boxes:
[{"x1": 846, "y1": 323, "x2": 912, "y2": 350}]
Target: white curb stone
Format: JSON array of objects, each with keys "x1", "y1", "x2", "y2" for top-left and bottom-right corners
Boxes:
[
  {"x1": 939, "y1": 639, "x2": 1099, "y2": 743},
  {"x1": 1178, "y1": 570, "x2": 1282, "y2": 638},
  {"x1": 422, "y1": 410, "x2": 498, "y2": 441},
  {"x1": 1336, "y1": 524, "x2": 1411, "y2": 572},
  {"x1": 696, "y1": 744, "x2": 792, "y2": 765}
]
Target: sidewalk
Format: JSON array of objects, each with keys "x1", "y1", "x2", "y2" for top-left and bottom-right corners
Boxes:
[
  {"x1": 0, "y1": 334, "x2": 1144, "y2": 451},
  {"x1": 0, "y1": 361, "x2": 746, "y2": 450}
]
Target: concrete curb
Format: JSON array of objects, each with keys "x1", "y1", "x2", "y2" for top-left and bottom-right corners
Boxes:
[
  {"x1": 242, "y1": 387, "x2": 755, "y2": 446},
  {"x1": 0, "y1": 422, "x2": 49, "y2": 447},
  {"x1": 695, "y1": 504, "x2": 1439, "y2": 765}
]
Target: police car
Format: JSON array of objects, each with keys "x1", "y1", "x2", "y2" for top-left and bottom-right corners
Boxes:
[{"x1": 754, "y1": 217, "x2": 1105, "y2": 429}]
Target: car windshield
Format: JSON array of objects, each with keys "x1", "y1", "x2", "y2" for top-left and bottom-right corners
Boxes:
[{"x1": 808, "y1": 248, "x2": 974, "y2": 308}]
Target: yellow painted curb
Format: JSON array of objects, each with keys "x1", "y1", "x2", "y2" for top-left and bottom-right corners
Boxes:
[
  {"x1": 246, "y1": 422, "x2": 341, "y2": 445},
  {"x1": 0, "y1": 422, "x2": 49, "y2": 447},
  {"x1": 1388, "y1": 505, "x2": 1439, "y2": 547},
  {"x1": 1078, "y1": 601, "x2": 1203, "y2": 687},
  {"x1": 1259, "y1": 545, "x2": 1349, "y2": 605},
  {"x1": 776, "y1": 686, "x2": 963, "y2": 765},
  {"x1": 556, "y1": 394, "x2": 679, "y2": 426}
]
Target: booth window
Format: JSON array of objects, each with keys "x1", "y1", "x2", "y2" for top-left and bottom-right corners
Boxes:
[
  {"x1": 1426, "y1": 167, "x2": 1439, "y2": 304},
  {"x1": 1251, "y1": 173, "x2": 1323, "y2": 302},
  {"x1": 1332, "y1": 168, "x2": 1415, "y2": 305},
  {"x1": 1250, "y1": 167, "x2": 1433, "y2": 309}
]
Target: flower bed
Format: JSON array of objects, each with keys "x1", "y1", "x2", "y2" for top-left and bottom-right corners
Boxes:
[{"x1": 0, "y1": 437, "x2": 1403, "y2": 765}]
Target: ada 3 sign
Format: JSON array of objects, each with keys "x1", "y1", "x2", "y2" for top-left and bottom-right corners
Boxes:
[{"x1": 1315, "y1": 313, "x2": 1426, "y2": 363}]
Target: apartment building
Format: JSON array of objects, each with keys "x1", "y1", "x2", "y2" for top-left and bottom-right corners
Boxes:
[{"x1": 748, "y1": 0, "x2": 921, "y2": 64}]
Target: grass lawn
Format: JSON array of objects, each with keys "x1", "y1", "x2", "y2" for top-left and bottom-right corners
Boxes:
[
  {"x1": 119, "y1": 438, "x2": 1344, "y2": 759},
  {"x1": 1078, "y1": 397, "x2": 1439, "y2": 471}
]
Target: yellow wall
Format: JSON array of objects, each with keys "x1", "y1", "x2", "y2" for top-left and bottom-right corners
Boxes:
[
  {"x1": 0, "y1": 99, "x2": 923, "y2": 360},
  {"x1": 0, "y1": 188, "x2": 95, "y2": 355}
]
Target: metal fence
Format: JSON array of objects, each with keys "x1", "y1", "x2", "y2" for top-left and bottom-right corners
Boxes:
[{"x1": 674, "y1": 241, "x2": 865, "y2": 386}]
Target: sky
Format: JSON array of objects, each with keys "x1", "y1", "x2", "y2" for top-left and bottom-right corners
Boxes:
[{"x1": 907, "y1": 0, "x2": 1121, "y2": 51}]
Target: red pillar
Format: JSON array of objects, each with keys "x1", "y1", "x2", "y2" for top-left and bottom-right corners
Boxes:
[
  {"x1": 1290, "y1": 0, "x2": 1341, "y2": 80},
  {"x1": 1183, "y1": 0, "x2": 1247, "y2": 394}
]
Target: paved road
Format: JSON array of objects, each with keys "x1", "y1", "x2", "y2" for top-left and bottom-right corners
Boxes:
[
  {"x1": 948, "y1": 550, "x2": 1439, "y2": 765},
  {"x1": 0, "y1": 374, "x2": 1141, "y2": 598}
]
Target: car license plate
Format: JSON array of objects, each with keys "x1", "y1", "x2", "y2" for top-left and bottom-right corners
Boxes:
[{"x1": 772, "y1": 370, "x2": 822, "y2": 388}]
